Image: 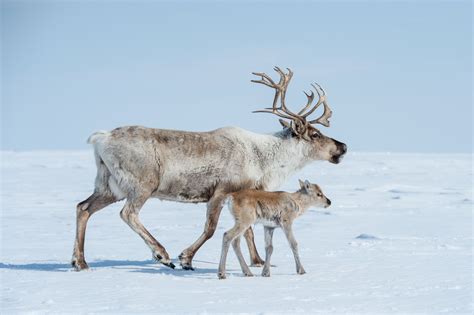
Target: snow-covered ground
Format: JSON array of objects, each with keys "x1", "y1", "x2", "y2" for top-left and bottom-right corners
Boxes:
[{"x1": 0, "y1": 151, "x2": 472, "y2": 314}]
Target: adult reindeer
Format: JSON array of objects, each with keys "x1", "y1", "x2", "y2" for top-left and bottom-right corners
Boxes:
[{"x1": 72, "y1": 67, "x2": 347, "y2": 271}]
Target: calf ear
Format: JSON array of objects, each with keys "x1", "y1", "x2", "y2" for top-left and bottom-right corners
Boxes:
[
  {"x1": 299, "y1": 179, "x2": 309, "y2": 193},
  {"x1": 298, "y1": 179, "x2": 305, "y2": 189}
]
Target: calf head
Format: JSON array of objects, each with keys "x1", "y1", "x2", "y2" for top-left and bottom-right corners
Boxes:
[{"x1": 298, "y1": 179, "x2": 331, "y2": 208}]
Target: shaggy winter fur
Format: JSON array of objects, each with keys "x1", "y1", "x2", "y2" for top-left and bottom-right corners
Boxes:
[{"x1": 72, "y1": 125, "x2": 346, "y2": 271}]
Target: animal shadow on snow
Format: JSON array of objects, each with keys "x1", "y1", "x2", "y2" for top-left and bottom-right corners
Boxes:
[{"x1": 0, "y1": 259, "x2": 215, "y2": 276}]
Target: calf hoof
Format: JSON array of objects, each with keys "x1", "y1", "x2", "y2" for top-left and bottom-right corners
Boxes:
[
  {"x1": 71, "y1": 259, "x2": 89, "y2": 271},
  {"x1": 178, "y1": 252, "x2": 195, "y2": 271},
  {"x1": 218, "y1": 272, "x2": 226, "y2": 279},
  {"x1": 261, "y1": 270, "x2": 270, "y2": 277}
]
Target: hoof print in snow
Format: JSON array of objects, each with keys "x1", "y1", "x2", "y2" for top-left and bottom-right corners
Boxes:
[
  {"x1": 349, "y1": 234, "x2": 380, "y2": 248},
  {"x1": 355, "y1": 234, "x2": 379, "y2": 240}
]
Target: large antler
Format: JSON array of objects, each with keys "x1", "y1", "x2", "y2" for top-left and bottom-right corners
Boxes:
[{"x1": 251, "y1": 67, "x2": 333, "y2": 139}]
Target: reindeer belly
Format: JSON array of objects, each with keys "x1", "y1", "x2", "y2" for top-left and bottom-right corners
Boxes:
[
  {"x1": 152, "y1": 180, "x2": 215, "y2": 203},
  {"x1": 152, "y1": 167, "x2": 223, "y2": 203}
]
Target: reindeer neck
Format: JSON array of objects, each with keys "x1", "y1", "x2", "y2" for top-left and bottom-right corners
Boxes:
[
  {"x1": 258, "y1": 132, "x2": 312, "y2": 190},
  {"x1": 274, "y1": 136, "x2": 312, "y2": 171}
]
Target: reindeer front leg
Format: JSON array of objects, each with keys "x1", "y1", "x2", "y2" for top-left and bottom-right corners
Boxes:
[{"x1": 179, "y1": 192, "x2": 226, "y2": 270}]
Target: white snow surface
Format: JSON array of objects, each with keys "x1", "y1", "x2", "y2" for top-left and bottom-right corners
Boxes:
[{"x1": 0, "y1": 151, "x2": 472, "y2": 314}]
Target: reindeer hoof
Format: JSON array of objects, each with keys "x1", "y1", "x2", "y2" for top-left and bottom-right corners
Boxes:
[
  {"x1": 181, "y1": 263, "x2": 194, "y2": 271},
  {"x1": 153, "y1": 253, "x2": 175, "y2": 269},
  {"x1": 218, "y1": 272, "x2": 226, "y2": 279},
  {"x1": 244, "y1": 272, "x2": 254, "y2": 277},
  {"x1": 162, "y1": 261, "x2": 176, "y2": 269},
  {"x1": 262, "y1": 271, "x2": 270, "y2": 277},
  {"x1": 297, "y1": 269, "x2": 306, "y2": 275},
  {"x1": 71, "y1": 259, "x2": 89, "y2": 271},
  {"x1": 178, "y1": 252, "x2": 195, "y2": 270}
]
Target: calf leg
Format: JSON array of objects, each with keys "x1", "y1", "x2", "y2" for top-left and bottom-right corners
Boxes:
[
  {"x1": 243, "y1": 227, "x2": 265, "y2": 266},
  {"x1": 261, "y1": 227, "x2": 275, "y2": 277},
  {"x1": 120, "y1": 196, "x2": 174, "y2": 268},
  {"x1": 179, "y1": 192, "x2": 226, "y2": 270},
  {"x1": 218, "y1": 225, "x2": 246, "y2": 279},
  {"x1": 232, "y1": 236, "x2": 253, "y2": 277},
  {"x1": 282, "y1": 223, "x2": 306, "y2": 275},
  {"x1": 72, "y1": 192, "x2": 117, "y2": 271}
]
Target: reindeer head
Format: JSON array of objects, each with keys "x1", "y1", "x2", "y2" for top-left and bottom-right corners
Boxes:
[{"x1": 252, "y1": 67, "x2": 347, "y2": 164}]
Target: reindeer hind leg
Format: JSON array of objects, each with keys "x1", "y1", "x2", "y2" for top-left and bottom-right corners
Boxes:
[
  {"x1": 72, "y1": 153, "x2": 121, "y2": 271},
  {"x1": 72, "y1": 192, "x2": 117, "y2": 271},
  {"x1": 179, "y1": 191, "x2": 226, "y2": 270},
  {"x1": 119, "y1": 195, "x2": 174, "y2": 269}
]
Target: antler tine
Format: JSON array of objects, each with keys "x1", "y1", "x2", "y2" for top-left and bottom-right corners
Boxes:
[
  {"x1": 251, "y1": 72, "x2": 276, "y2": 88},
  {"x1": 301, "y1": 82, "x2": 327, "y2": 118},
  {"x1": 308, "y1": 103, "x2": 332, "y2": 127},
  {"x1": 273, "y1": 67, "x2": 301, "y2": 119},
  {"x1": 313, "y1": 82, "x2": 326, "y2": 96},
  {"x1": 252, "y1": 67, "x2": 334, "y2": 137},
  {"x1": 252, "y1": 70, "x2": 281, "y2": 110},
  {"x1": 252, "y1": 108, "x2": 297, "y2": 120},
  {"x1": 297, "y1": 90, "x2": 315, "y2": 115},
  {"x1": 273, "y1": 66, "x2": 286, "y2": 82},
  {"x1": 252, "y1": 66, "x2": 321, "y2": 140},
  {"x1": 253, "y1": 66, "x2": 301, "y2": 120},
  {"x1": 307, "y1": 83, "x2": 332, "y2": 127}
]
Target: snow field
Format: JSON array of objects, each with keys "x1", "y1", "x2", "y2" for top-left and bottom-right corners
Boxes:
[{"x1": 1, "y1": 151, "x2": 472, "y2": 314}]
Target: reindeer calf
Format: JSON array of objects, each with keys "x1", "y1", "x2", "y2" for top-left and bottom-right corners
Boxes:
[{"x1": 218, "y1": 180, "x2": 331, "y2": 279}]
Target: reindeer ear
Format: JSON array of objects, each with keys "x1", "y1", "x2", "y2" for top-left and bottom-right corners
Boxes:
[
  {"x1": 279, "y1": 119, "x2": 291, "y2": 130},
  {"x1": 304, "y1": 180, "x2": 311, "y2": 190}
]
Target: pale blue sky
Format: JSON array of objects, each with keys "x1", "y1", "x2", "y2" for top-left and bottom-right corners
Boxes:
[{"x1": 1, "y1": 1, "x2": 472, "y2": 152}]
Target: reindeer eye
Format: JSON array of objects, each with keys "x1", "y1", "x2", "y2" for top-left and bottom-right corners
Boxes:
[{"x1": 317, "y1": 193, "x2": 322, "y2": 197}]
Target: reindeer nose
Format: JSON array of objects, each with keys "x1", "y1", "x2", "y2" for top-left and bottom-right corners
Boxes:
[
  {"x1": 339, "y1": 143, "x2": 347, "y2": 154},
  {"x1": 327, "y1": 199, "x2": 331, "y2": 206}
]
